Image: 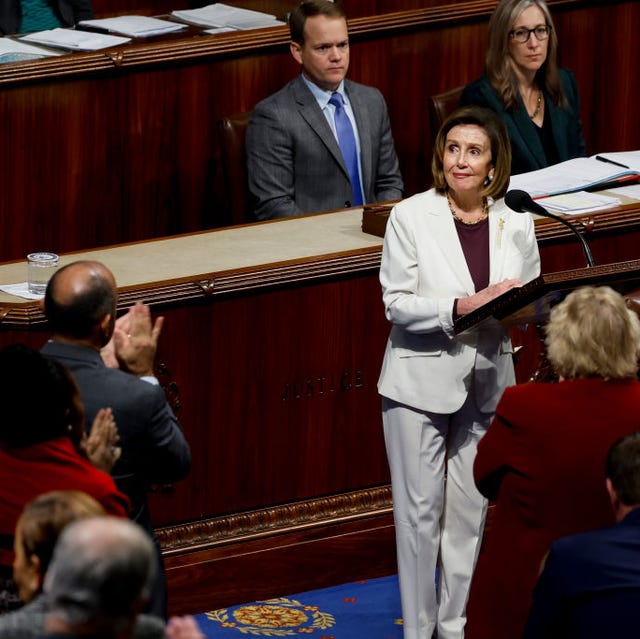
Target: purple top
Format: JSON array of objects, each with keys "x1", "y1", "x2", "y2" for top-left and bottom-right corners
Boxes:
[{"x1": 454, "y1": 216, "x2": 490, "y2": 291}]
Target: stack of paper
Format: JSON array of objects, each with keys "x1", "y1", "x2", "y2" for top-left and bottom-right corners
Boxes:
[
  {"x1": 78, "y1": 16, "x2": 187, "y2": 38},
  {"x1": 539, "y1": 191, "x2": 621, "y2": 215},
  {"x1": 0, "y1": 37, "x2": 60, "y2": 63},
  {"x1": 172, "y1": 4, "x2": 285, "y2": 30},
  {"x1": 510, "y1": 156, "x2": 640, "y2": 199},
  {"x1": 22, "y1": 28, "x2": 130, "y2": 51}
]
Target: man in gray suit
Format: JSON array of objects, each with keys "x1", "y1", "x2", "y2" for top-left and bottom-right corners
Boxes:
[
  {"x1": 42, "y1": 260, "x2": 191, "y2": 619},
  {"x1": 246, "y1": 0, "x2": 403, "y2": 220}
]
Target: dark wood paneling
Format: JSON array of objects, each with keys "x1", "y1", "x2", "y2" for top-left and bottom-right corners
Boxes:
[{"x1": 0, "y1": 1, "x2": 637, "y2": 261}]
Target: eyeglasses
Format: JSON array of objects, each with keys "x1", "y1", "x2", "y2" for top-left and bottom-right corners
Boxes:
[{"x1": 509, "y1": 25, "x2": 551, "y2": 43}]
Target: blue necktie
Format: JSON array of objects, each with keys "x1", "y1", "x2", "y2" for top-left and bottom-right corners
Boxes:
[{"x1": 329, "y1": 92, "x2": 363, "y2": 206}]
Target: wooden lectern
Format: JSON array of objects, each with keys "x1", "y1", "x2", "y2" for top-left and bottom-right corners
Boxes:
[
  {"x1": 454, "y1": 260, "x2": 640, "y2": 382},
  {"x1": 454, "y1": 259, "x2": 640, "y2": 335}
]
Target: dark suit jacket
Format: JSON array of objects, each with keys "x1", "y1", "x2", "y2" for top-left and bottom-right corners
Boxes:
[
  {"x1": 460, "y1": 68, "x2": 586, "y2": 175},
  {"x1": 40, "y1": 341, "x2": 191, "y2": 532},
  {"x1": 464, "y1": 378, "x2": 640, "y2": 639},
  {"x1": 0, "y1": 0, "x2": 93, "y2": 35},
  {"x1": 41, "y1": 341, "x2": 190, "y2": 618},
  {"x1": 524, "y1": 508, "x2": 640, "y2": 639},
  {"x1": 246, "y1": 75, "x2": 403, "y2": 220},
  {"x1": 0, "y1": 593, "x2": 166, "y2": 639}
]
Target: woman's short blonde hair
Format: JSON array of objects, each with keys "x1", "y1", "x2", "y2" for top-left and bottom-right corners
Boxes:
[
  {"x1": 432, "y1": 105, "x2": 511, "y2": 199},
  {"x1": 546, "y1": 286, "x2": 640, "y2": 380}
]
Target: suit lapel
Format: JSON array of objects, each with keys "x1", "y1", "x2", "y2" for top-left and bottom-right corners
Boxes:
[
  {"x1": 292, "y1": 76, "x2": 349, "y2": 178},
  {"x1": 547, "y1": 93, "x2": 569, "y2": 160},
  {"x1": 511, "y1": 97, "x2": 546, "y2": 170},
  {"x1": 488, "y1": 203, "x2": 508, "y2": 284},
  {"x1": 428, "y1": 197, "x2": 475, "y2": 296}
]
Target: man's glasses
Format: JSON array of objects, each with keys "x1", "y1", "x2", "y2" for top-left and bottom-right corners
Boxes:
[{"x1": 509, "y1": 25, "x2": 551, "y2": 43}]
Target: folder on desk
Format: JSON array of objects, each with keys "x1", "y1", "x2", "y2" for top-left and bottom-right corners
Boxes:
[
  {"x1": 509, "y1": 153, "x2": 640, "y2": 199},
  {"x1": 172, "y1": 4, "x2": 284, "y2": 30},
  {"x1": 78, "y1": 16, "x2": 187, "y2": 37},
  {"x1": 22, "y1": 28, "x2": 131, "y2": 51},
  {"x1": 0, "y1": 37, "x2": 59, "y2": 62}
]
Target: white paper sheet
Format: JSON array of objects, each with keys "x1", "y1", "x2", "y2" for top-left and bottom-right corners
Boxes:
[
  {"x1": 79, "y1": 16, "x2": 187, "y2": 37},
  {"x1": 22, "y1": 28, "x2": 130, "y2": 51}
]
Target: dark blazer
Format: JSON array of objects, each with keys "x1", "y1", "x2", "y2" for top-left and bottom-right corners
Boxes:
[
  {"x1": 0, "y1": 593, "x2": 166, "y2": 639},
  {"x1": 464, "y1": 378, "x2": 640, "y2": 639},
  {"x1": 246, "y1": 75, "x2": 403, "y2": 220},
  {"x1": 0, "y1": 0, "x2": 93, "y2": 35},
  {"x1": 40, "y1": 341, "x2": 191, "y2": 532},
  {"x1": 524, "y1": 508, "x2": 640, "y2": 639},
  {"x1": 41, "y1": 341, "x2": 191, "y2": 618},
  {"x1": 460, "y1": 68, "x2": 586, "y2": 175}
]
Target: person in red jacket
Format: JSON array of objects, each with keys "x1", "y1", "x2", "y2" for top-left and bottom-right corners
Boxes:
[
  {"x1": 0, "y1": 344, "x2": 128, "y2": 613},
  {"x1": 465, "y1": 285, "x2": 640, "y2": 639}
]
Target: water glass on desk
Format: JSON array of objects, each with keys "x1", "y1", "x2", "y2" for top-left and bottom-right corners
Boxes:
[{"x1": 27, "y1": 252, "x2": 58, "y2": 295}]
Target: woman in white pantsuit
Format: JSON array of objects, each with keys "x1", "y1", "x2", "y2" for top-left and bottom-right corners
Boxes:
[{"x1": 378, "y1": 106, "x2": 540, "y2": 639}]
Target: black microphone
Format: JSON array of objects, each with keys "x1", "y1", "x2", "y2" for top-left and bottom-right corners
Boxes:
[{"x1": 505, "y1": 189, "x2": 595, "y2": 267}]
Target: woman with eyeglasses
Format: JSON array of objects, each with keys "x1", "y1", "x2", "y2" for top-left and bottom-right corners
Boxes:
[{"x1": 461, "y1": 0, "x2": 586, "y2": 175}]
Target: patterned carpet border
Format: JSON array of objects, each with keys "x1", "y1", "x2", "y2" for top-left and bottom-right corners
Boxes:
[{"x1": 194, "y1": 575, "x2": 402, "y2": 639}]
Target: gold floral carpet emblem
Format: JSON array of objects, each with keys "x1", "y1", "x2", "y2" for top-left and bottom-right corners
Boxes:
[{"x1": 206, "y1": 597, "x2": 336, "y2": 636}]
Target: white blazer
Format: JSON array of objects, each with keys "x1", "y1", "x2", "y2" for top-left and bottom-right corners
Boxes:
[{"x1": 378, "y1": 189, "x2": 541, "y2": 415}]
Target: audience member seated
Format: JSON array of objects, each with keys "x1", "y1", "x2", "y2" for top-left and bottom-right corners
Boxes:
[
  {"x1": 0, "y1": 344, "x2": 128, "y2": 614},
  {"x1": 464, "y1": 286, "x2": 640, "y2": 639},
  {"x1": 460, "y1": 0, "x2": 586, "y2": 175},
  {"x1": 524, "y1": 430, "x2": 640, "y2": 638},
  {"x1": 42, "y1": 260, "x2": 191, "y2": 619},
  {"x1": 0, "y1": 0, "x2": 92, "y2": 35},
  {"x1": 246, "y1": 0, "x2": 403, "y2": 220},
  {"x1": 0, "y1": 490, "x2": 164, "y2": 639}
]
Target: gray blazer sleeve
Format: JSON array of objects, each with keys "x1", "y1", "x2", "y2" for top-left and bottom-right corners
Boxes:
[{"x1": 246, "y1": 99, "x2": 305, "y2": 220}]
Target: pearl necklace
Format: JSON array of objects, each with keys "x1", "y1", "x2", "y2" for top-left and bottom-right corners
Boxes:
[{"x1": 447, "y1": 192, "x2": 489, "y2": 225}]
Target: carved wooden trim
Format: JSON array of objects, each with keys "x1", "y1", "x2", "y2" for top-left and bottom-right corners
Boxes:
[
  {"x1": 0, "y1": 248, "x2": 382, "y2": 330},
  {"x1": 155, "y1": 486, "x2": 393, "y2": 556},
  {"x1": 0, "y1": 0, "x2": 615, "y2": 87}
]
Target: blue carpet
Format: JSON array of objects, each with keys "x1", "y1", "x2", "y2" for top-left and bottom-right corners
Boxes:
[{"x1": 194, "y1": 574, "x2": 403, "y2": 638}]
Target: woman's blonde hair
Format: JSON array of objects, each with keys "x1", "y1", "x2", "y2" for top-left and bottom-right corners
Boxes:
[
  {"x1": 546, "y1": 286, "x2": 640, "y2": 380},
  {"x1": 486, "y1": 0, "x2": 566, "y2": 111}
]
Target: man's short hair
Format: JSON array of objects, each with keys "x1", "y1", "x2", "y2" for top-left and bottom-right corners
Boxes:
[
  {"x1": 44, "y1": 517, "x2": 155, "y2": 634},
  {"x1": 44, "y1": 261, "x2": 115, "y2": 339},
  {"x1": 606, "y1": 431, "x2": 640, "y2": 507},
  {"x1": 289, "y1": 0, "x2": 346, "y2": 44}
]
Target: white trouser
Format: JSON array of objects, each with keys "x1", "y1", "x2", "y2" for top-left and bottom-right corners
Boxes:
[{"x1": 382, "y1": 394, "x2": 489, "y2": 639}]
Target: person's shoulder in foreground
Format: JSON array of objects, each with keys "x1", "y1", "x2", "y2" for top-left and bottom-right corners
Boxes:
[{"x1": 524, "y1": 430, "x2": 640, "y2": 639}]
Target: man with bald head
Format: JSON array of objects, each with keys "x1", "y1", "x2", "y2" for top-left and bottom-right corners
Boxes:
[
  {"x1": 43, "y1": 516, "x2": 156, "y2": 639},
  {"x1": 41, "y1": 260, "x2": 191, "y2": 619}
]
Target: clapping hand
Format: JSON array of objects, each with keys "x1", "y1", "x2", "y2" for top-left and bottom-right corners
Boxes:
[
  {"x1": 166, "y1": 617, "x2": 205, "y2": 639},
  {"x1": 84, "y1": 407, "x2": 121, "y2": 473},
  {"x1": 100, "y1": 302, "x2": 164, "y2": 377}
]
